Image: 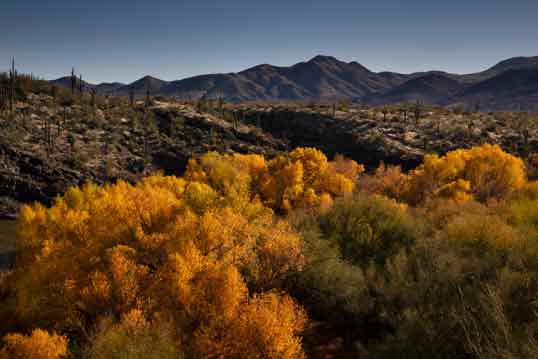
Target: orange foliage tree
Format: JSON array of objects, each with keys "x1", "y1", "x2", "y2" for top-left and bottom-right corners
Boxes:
[
  {"x1": 0, "y1": 329, "x2": 68, "y2": 359},
  {"x1": 13, "y1": 172, "x2": 306, "y2": 358},
  {"x1": 186, "y1": 147, "x2": 363, "y2": 212}
]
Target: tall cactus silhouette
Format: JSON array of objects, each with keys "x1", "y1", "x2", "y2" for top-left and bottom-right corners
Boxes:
[
  {"x1": 91, "y1": 89, "x2": 96, "y2": 108},
  {"x1": 71, "y1": 68, "x2": 76, "y2": 95},
  {"x1": 145, "y1": 83, "x2": 151, "y2": 108},
  {"x1": 51, "y1": 85, "x2": 57, "y2": 102},
  {"x1": 129, "y1": 86, "x2": 135, "y2": 107},
  {"x1": 414, "y1": 100, "x2": 423, "y2": 124},
  {"x1": 9, "y1": 57, "x2": 16, "y2": 113}
]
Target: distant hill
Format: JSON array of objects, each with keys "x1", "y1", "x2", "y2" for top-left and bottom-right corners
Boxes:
[
  {"x1": 115, "y1": 76, "x2": 169, "y2": 96},
  {"x1": 95, "y1": 82, "x2": 126, "y2": 94},
  {"x1": 51, "y1": 77, "x2": 126, "y2": 95},
  {"x1": 453, "y1": 67, "x2": 538, "y2": 111},
  {"x1": 51, "y1": 55, "x2": 538, "y2": 110},
  {"x1": 365, "y1": 73, "x2": 462, "y2": 105},
  {"x1": 459, "y1": 56, "x2": 538, "y2": 84}
]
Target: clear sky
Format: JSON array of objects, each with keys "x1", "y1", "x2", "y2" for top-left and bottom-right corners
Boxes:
[{"x1": 1, "y1": 0, "x2": 537, "y2": 84}]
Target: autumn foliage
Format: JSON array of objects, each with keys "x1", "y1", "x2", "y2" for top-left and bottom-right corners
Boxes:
[
  {"x1": 406, "y1": 144, "x2": 526, "y2": 203},
  {"x1": 186, "y1": 147, "x2": 363, "y2": 212},
  {"x1": 4, "y1": 144, "x2": 538, "y2": 358},
  {"x1": 0, "y1": 330, "x2": 68, "y2": 359},
  {"x1": 10, "y1": 171, "x2": 307, "y2": 358}
]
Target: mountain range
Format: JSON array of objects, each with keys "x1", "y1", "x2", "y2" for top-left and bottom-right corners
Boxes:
[{"x1": 52, "y1": 55, "x2": 538, "y2": 111}]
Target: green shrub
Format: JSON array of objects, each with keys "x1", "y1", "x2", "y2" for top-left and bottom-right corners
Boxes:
[{"x1": 317, "y1": 195, "x2": 419, "y2": 267}]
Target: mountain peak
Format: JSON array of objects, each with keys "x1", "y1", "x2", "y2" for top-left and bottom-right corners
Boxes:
[
  {"x1": 308, "y1": 55, "x2": 341, "y2": 64},
  {"x1": 490, "y1": 56, "x2": 538, "y2": 71}
]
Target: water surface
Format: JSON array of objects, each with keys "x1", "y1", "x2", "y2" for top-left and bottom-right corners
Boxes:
[
  {"x1": 0, "y1": 220, "x2": 16, "y2": 253},
  {"x1": 0, "y1": 220, "x2": 17, "y2": 270}
]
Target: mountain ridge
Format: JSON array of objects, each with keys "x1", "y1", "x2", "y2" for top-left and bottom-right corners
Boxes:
[{"x1": 51, "y1": 55, "x2": 538, "y2": 110}]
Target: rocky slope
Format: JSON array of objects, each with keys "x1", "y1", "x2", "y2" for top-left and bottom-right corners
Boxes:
[
  {"x1": 0, "y1": 95, "x2": 287, "y2": 218},
  {"x1": 2, "y1": 92, "x2": 538, "y2": 218}
]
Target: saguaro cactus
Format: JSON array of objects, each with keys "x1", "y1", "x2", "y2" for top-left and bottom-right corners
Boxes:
[
  {"x1": 9, "y1": 57, "x2": 16, "y2": 113},
  {"x1": 71, "y1": 68, "x2": 76, "y2": 95},
  {"x1": 382, "y1": 106, "x2": 389, "y2": 121},
  {"x1": 145, "y1": 83, "x2": 151, "y2": 108},
  {"x1": 0, "y1": 85, "x2": 7, "y2": 112},
  {"x1": 91, "y1": 89, "x2": 96, "y2": 108},
  {"x1": 129, "y1": 86, "x2": 135, "y2": 107},
  {"x1": 51, "y1": 85, "x2": 57, "y2": 102},
  {"x1": 414, "y1": 100, "x2": 422, "y2": 124},
  {"x1": 218, "y1": 96, "x2": 224, "y2": 118}
]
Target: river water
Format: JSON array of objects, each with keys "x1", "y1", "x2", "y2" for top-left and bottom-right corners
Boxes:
[
  {"x1": 0, "y1": 220, "x2": 16, "y2": 251},
  {"x1": 0, "y1": 220, "x2": 17, "y2": 269}
]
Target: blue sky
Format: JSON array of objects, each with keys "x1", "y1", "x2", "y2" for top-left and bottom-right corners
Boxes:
[{"x1": 1, "y1": 0, "x2": 537, "y2": 83}]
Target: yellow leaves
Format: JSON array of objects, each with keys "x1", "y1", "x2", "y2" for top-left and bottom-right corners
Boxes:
[
  {"x1": 254, "y1": 221, "x2": 305, "y2": 290},
  {"x1": 192, "y1": 292, "x2": 306, "y2": 359},
  {"x1": 184, "y1": 181, "x2": 218, "y2": 212},
  {"x1": 108, "y1": 245, "x2": 149, "y2": 311},
  {"x1": 164, "y1": 248, "x2": 248, "y2": 326},
  {"x1": 13, "y1": 149, "x2": 360, "y2": 359},
  {"x1": 121, "y1": 309, "x2": 149, "y2": 330},
  {"x1": 229, "y1": 293, "x2": 307, "y2": 359},
  {"x1": 17, "y1": 203, "x2": 49, "y2": 252},
  {"x1": 406, "y1": 144, "x2": 527, "y2": 204},
  {"x1": 185, "y1": 152, "x2": 267, "y2": 211},
  {"x1": 262, "y1": 148, "x2": 361, "y2": 212},
  {"x1": 81, "y1": 271, "x2": 111, "y2": 306},
  {"x1": 0, "y1": 329, "x2": 68, "y2": 359},
  {"x1": 435, "y1": 179, "x2": 474, "y2": 202},
  {"x1": 289, "y1": 147, "x2": 328, "y2": 185},
  {"x1": 186, "y1": 148, "x2": 363, "y2": 213}
]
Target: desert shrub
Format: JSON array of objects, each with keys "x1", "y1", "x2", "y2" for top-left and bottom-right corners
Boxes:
[
  {"x1": 418, "y1": 198, "x2": 489, "y2": 234},
  {"x1": 499, "y1": 197, "x2": 538, "y2": 235},
  {"x1": 439, "y1": 213, "x2": 520, "y2": 252},
  {"x1": 0, "y1": 329, "x2": 68, "y2": 359},
  {"x1": 359, "y1": 162, "x2": 408, "y2": 200},
  {"x1": 316, "y1": 195, "x2": 418, "y2": 267},
  {"x1": 292, "y1": 188, "x2": 538, "y2": 357},
  {"x1": 288, "y1": 195, "x2": 420, "y2": 353},
  {"x1": 290, "y1": 220, "x2": 369, "y2": 318},
  {"x1": 455, "y1": 284, "x2": 538, "y2": 359},
  {"x1": 364, "y1": 202, "x2": 538, "y2": 359}
]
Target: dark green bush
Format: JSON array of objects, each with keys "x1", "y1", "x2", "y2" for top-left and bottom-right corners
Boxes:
[{"x1": 316, "y1": 195, "x2": 419, "y2": 267}]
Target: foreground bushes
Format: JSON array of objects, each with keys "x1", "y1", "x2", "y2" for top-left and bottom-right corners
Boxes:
[
  {"x1": 4, "y1": 144, "x2": 538, "y2": 358},
  {"x1": 9, "y1": 174, "x2": 307, "y2": 359}
]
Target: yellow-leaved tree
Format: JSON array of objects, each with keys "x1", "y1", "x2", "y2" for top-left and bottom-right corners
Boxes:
[
  {"x1": 0, "y1": 329, "x2": 68, "y2": 359},
  {"x1": 405, "y1": 144, "x2": 526, "y2": 204},
  {"x1": 12, "y1": 173, "x2": 306, "y2": 359},
  {"x1": 185, "y1": 148, "x2": 363, "y2": 213}
]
